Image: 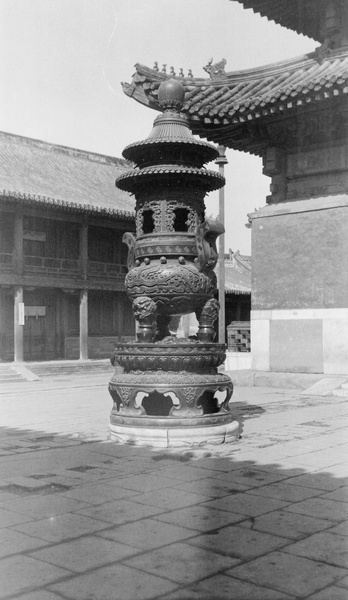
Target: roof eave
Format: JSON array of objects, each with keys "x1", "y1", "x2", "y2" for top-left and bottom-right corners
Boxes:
[
  {"x1": 231, "y1": 0, "x2": 324, "y2": 43},
  {"x1": 0, "y1": 190, "x2": 135, "y2": 221},
  {"x1": 121, "y1": 52, "x2": 348, "y2": 154}
]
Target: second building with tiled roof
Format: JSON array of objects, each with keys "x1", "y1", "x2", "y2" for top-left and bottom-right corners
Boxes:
[{"x1": 0, "y1": 132, "x2": 136, "y2": 363}]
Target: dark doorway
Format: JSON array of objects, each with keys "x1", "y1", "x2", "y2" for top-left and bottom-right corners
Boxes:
[{"x1": 23, "y1": 290, "x2": 59, "y2": 361}]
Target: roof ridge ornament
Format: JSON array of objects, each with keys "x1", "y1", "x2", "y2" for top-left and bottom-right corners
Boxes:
[{"x1": 203, "y1": 57, "x2": 227, "y2": 79}]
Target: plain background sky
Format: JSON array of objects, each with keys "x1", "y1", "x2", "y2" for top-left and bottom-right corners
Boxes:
[{"x1": 0, "y1": 0, "x2": 316, "y2": 253}]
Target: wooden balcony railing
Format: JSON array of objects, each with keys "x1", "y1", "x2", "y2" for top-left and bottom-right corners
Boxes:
[
  {"x1": 0, "y1": 252, "x2": 14, "y2": 272},
  {"x1": 0, "y1": 253, "x2": 128, "y2": 283},
  {"x1": 24, "y1": 255, "x2": 79, "y2": 277},
  {"x1": 87, "y1": 261, "x2": 128, "y2": 281}
]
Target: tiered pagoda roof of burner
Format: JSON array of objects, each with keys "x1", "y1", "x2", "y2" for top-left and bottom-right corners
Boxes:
[{"x1": 116, "y1": 78, "x2": 224, "y2": 193}]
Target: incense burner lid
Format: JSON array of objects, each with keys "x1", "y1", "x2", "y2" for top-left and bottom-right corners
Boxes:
[
  {"x1": 158, "y1": 78, "x2": 185, "y2": 108},
  {"x1": 121, "y1": 78, "x2": 220, "y2": 168}
]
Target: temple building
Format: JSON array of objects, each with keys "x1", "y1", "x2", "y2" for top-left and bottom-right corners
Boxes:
[
  {"x1": 0, "y1": 132, "x2": 135, "y2": 363},
  {"x1": 121, "y1": 0, "x2": 348, "y2": 376},
  {"x1": 223, "y1": 250, "x2": 251, "y2": 363},
  {"x1": 223, "y1": 250, "x2": 251, "y2": 329}
]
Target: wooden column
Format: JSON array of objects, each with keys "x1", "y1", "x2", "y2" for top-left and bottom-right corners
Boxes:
[
  {"x1": 56, "y1": 292, "x2": 63, "y2": 358},
  {"x1": 216, "y1": 146, "x2": 228, "y2": 344},
  {"x1": 14, "y1": 286, "x2": 24, "y2": 362},
  {"x1": 79, "y1": 218, "x2": 88, "y2": 360},
  {"x1": 79, "y1": 218, "x2": 88, "y2": 281},
  {"x1": 79, "y1": 289, "x2": 88, "y2": 360},
  {"x1": 14, "y1": 205, "x2": 24, "y2": 275},
  {"x1": 61, "y1": 292, "x2": 68, "y2": 359},
  {"x1": 13, "y1": 206, "x2": 24, "y2": 361}
]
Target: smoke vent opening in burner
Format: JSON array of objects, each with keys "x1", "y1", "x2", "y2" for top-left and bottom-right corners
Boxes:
[
  {"x1": 143, "y1": 209, "x2": 155, "y2": 234},
  {"x1": 197, "y1": 390, "x2": 221, "y2": 414},
  {"x1": 173, "y1": 208, "x2": 189, "y2": 232},
  {"x1": 141, "y1": 391, "x2": 175, "y2": 416}
]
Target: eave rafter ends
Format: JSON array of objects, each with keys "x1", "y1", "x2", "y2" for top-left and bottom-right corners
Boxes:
[
  {"x1": 232, "y1": 0, "x2": 348, "y2": 46},
  {"x1": 122, "y1": 50, "x2": 348, "y2": 151}
]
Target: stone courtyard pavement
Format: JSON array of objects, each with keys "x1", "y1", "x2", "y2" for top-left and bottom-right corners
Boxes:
[{"x1": 0, "y1": 371, "x2": 347, "y2": 600}]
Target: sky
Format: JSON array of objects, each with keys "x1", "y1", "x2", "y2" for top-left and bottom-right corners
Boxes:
[{"x1": 0, "y1": 0, "x2": 316, "y2": 254}]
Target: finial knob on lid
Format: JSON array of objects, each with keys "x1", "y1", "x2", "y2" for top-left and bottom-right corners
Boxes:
[{"x1": 158, "y1": 78, "x2": 185, "y2": 110}]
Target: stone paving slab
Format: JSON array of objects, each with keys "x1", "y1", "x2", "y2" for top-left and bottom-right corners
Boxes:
[
  {"x1": 306, "y1": 587, "x2": 348, "y2": 600},
  {"x1": 0, "y1": 376, "x2": 347, "y2": 599},
  {"x1": 12, "y1": 512, "x2": 110, "y2": 543},
  {"x1": 50, "y1": 563, "x2": 178, "y2": 600},
  {"x1": 282, "y1": 531, "x2": 348, "y2": 568},
  {"x1": 162, "y1": 574, "x2": 296, "y2": 599},
  {"x1": 226, "y1": 551, "x2": 347, "y2": 598},
  {"x1": 238, "y1": 509, "x2": 334, "y2": 540}
]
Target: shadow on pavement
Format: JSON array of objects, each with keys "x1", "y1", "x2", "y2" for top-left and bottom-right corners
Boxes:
[{"x1": 0, "y1": 420, "x2": 347, "y2": 600}]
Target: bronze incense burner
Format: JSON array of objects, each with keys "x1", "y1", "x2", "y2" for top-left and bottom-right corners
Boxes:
[{"x1": 109, "y1": 79, "x2": 238, "y2": 446}]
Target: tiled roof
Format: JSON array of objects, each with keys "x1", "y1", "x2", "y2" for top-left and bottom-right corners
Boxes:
[
  {"x1": 122, "y1": 49, "x2": 348, "y2": 153},
  {"x1": 232, "y1": 0, "x2": 326, "y2": 42},
  {"x1": 216, "y1": 251, "x2": 251, "y2": 295},
  {"x1": 0, "y1": 132, "x2": 134, "y2": 219},
  {"x1": 235, "y1": 253, "x2": 251, "y2": 267}
]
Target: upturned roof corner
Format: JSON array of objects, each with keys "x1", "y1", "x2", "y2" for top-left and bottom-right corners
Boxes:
[{"x1": 120, "y1": 48, "x2": 348, "y2": 154}]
